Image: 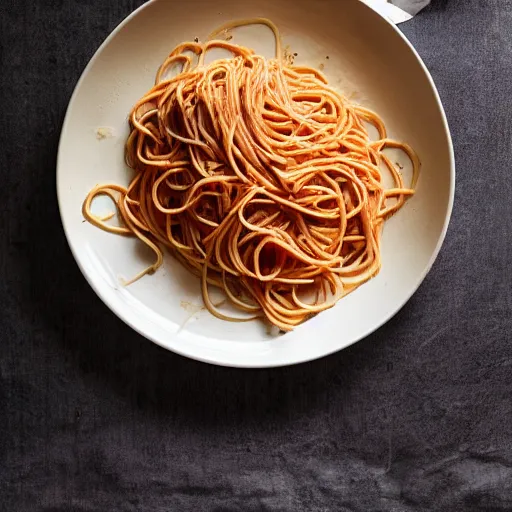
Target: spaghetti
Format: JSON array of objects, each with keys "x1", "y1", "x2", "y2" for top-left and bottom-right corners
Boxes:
[{"x1": 83, "y1": 19, "x2": 419, "y2": 332}]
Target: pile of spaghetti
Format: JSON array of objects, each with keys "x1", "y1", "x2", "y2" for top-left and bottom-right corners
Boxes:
[{"x1": 83, "y1": 20, "x2": 419, "y2": 332}]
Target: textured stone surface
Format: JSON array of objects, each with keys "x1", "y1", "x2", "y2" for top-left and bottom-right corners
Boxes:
[{"x1": 1, "y1": 0, "x2": 512, "y2": 510}]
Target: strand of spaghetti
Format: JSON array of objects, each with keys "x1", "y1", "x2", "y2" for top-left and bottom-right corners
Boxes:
[
  {"x1": 207, "y1": 18, "x2": 282, "y2": 60},
  {"x1": 83, "y1": 185, "x2": 132, "y2": 235},
  {"x1": 201, "y1": 254, "x2": 261, "y2": 323}
]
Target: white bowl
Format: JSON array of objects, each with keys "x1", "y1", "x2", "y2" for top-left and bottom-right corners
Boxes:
[{"x1": 57, "y1": 0, "x2": 454, "y2": 367}]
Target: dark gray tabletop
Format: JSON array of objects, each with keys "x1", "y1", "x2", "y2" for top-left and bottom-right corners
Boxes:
[{"x1": 1, "y1": 1, "x2": 511, "y2": 510}]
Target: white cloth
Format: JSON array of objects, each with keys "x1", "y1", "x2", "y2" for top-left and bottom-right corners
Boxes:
[{"x1": 361, "y1": 0, "x2": 431, "y2": 24}]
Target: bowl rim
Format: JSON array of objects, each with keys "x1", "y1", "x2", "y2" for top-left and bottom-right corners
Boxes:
[{"x1": 56, "y1": 0, "x2": 455, "y2": 368}]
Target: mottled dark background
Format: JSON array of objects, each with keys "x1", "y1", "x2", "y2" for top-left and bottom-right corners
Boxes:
[{"x1": 1, "y1": 0, "x2": 512, "y2": 510}]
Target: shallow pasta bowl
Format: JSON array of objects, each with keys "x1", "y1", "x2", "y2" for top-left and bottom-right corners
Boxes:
[{"x1": 57, "y1": 0, "x2": 454, "y2": 367}]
